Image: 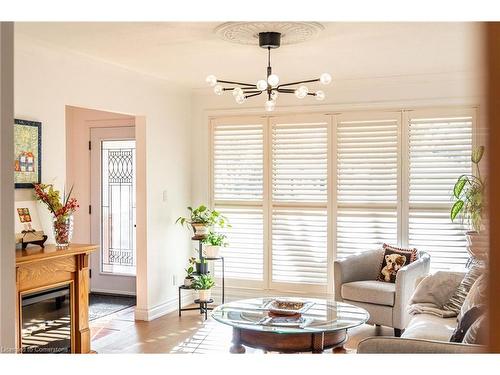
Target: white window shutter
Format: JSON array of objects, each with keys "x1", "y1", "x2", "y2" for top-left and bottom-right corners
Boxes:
[
  {"x1": 336, "y1": 114, "x2": 400, "y2": 259},
  {"x1": 407, "y1": 113, "x2": 473, "y2": 270},
  {"x1": 270, "y1": 117, "x2": 329, "y2": 288},
  {"x1": 212, "y1": 118, "x2": 265, "y2": 283}
]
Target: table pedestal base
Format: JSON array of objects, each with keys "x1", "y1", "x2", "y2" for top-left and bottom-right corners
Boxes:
[{"x1": 230, "y1": 327, "x2": 347, "y2": 354}]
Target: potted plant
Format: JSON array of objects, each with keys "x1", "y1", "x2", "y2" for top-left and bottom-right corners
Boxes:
[
  {"x1": 184, "y1": 257, "x2": 196, "y2": 287},
  {"x1": 202, "y1": 231, "x2": 228, "y2": 258},
  {"x1": 195, "y1": 258, "x2": 208, "y2": 274},
  {"x1": 451, "y1": 146, "x2": 487, "y2": 262},
  {"x1": 176, "y1": 205, "x2": 229, "y2": 238},
  {"x1": 192, "y1": 274, "x2": 215, "y2": 301}
]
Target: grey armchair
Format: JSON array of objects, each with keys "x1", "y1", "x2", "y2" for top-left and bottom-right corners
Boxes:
[{"x1": 334, "y1": 248, "x2": 430, "y2": 336}]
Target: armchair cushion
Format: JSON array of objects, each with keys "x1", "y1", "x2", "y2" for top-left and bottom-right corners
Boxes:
[{"x1": 342, "y1": 280, "x2": 395, "y2": 306}]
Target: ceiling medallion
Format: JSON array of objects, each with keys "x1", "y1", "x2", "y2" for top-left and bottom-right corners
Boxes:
[
  {"x1": 214, "y1": 22, "x2": 325, "y2": 45},
  {"x1": 206, "y1": 31, "x2": 331, "y2": 111}
]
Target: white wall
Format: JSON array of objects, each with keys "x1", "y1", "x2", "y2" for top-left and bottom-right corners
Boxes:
[{"x1": 14, "y1": 33, "x2": 192, "y2": 320}]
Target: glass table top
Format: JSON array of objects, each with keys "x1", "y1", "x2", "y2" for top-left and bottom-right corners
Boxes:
[{"x1": 211, "y1": 297, "x2": 369, "y2": 334}]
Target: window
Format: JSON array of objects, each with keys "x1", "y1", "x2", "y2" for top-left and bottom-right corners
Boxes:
[
  {"x1": 211, "y1": 117, "x2": 265, "y2": 286},
  {"x1": 210, "y1": 107, "x2": 476, "y2": 292},
  {"x1": 335, "y1": 113, "x2": 400, "y2": 259},
  {"x1": 270, "y1": 116, "x2": 329, "y2": 291},
  {"x1": 406, "y1": 110, "x2": 474, "y2": 270}
]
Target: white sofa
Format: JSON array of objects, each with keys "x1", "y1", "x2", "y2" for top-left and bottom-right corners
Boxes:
[{"x1": 357, "y1": 271, "x2": 485, "y2": 353}]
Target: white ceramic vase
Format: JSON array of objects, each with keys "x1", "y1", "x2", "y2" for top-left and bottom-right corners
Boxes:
[
  {"x1": 198, "y1": 289, "x2": 212, "y2": 302},
  {"x1": 205, "y1": 245, "x2": 220, "y2": 258}
]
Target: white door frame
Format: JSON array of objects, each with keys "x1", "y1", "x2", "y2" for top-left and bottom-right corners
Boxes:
[{"x1": 90, "y1": 126, "x2": 136, "y2": 295}]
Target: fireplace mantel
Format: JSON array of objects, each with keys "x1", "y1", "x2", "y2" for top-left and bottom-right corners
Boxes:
[{"x1": 16, "y1": 243, "x2": 98, "y2": 354}]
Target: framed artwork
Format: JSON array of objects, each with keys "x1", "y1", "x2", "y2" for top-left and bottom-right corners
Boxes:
[
  {"x1": 14, "y1": 200, "x2": 47, "y2": 248},
  {"x1": 14, "y1": 119, "x2": 42, "y2": 189}
]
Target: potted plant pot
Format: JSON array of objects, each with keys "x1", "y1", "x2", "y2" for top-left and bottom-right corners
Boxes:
[
  {"x1": 184, "y1": 277, "x2": 194, "y2": 287},
  {"x1": 465, "y1": 230, "x2": 488, "y2": 262},
  {"x1": 198, "y1": 289, "x2": 212, "y2": 302},
  {"x1": 205, "y1": 245, "x2": 220, "y2": 258},
  {"x1": 191, "y1": 223, "x2": 209, "y2": 238},
  {"x1": 196, "y1": 262, "x2": 208, "y2": 274}
]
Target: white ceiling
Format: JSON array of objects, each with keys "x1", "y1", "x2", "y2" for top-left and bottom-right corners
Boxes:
[{"x1": 15, "y1": 22, "x2": 483, "y2": 89}]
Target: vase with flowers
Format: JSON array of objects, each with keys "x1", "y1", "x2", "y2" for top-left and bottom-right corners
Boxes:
[{"x1": 33, "y1": 184, "x2": 79, "y2": 248}]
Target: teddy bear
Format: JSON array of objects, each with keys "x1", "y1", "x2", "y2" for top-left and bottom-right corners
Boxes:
[{"x1": 381, "y1": 253, "x2": 407, "y2": 282}]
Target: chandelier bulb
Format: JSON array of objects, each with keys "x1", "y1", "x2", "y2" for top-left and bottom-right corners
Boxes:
[
  {"x1": 265, "y1": 100, "x2": 276, "y2": 112},
  {"x1": 235, "y1": 95, "x2": 246, "y2": 104},
  {"x1": 320, "y1": 73, "x2": 332, "y2": 85},
  {"x1": 267, "y1": 74, "x2": 280, "y2": 87},
  {"x1": 315, "y1": 90, "x2": 325, "y2": 101},
  {"x1": 256, "y1": 79, "x2": 268, "y2": 91},
  {"x1": 295, "y1": 85, "x2": 308, "y2": 99},
  {"x1": 213, "y1": 84, "x2": 223, "y2": 96},
  {"x1": 232, "y1": 87, "x2": 243, "y2": 97},
  {"x1": 206, "y1": 75, "x2": 217, "y2": 87}
]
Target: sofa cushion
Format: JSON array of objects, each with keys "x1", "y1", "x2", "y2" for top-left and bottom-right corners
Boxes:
[
  {"x1": 402, "y1": 314, "x2": 458, "y2": 341},
  {"x1": 450, "y1": 305, "x2": 485, "y2": 343},
  {"x1": 341, "y1": 280, "x2": 395, "y2": 306},
  {"x1": 458, "y1": 274, "x2": 487, "y2": 321},
  {"x1": 443, "y1": 260, "x2": 484, "y2": 315}
]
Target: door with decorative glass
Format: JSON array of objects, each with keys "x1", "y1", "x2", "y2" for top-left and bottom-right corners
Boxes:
[{"x1": 90, "y1": 127, "x2": 136, "y2": 295}]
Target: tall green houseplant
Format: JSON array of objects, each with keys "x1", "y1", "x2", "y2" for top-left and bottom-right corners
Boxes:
[{"x1": 450, "y1": 146, "x2": 485, "y2": 233}]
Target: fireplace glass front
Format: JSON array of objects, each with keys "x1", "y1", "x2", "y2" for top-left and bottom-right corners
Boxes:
[{"x1": 21, "y1": 284, "x2": 72, "y2": 353}]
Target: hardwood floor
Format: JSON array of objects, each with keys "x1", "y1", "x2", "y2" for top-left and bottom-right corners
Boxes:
[{"x1": 90, "y1": 305, "x2": 394, "y2": 354}]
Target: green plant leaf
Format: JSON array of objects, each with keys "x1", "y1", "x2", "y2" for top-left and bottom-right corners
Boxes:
[
  {"x1": 453, "y1": 176, "x2": 468, "y2": 199},
  {"x1": 471, "y1": 146, "x2": 485, "y2": 164},
  {"x1": 450, "y1": 200, "x2": 464, "y2": 221},
  {"x1": 198, "y1": 205, "x2": 207, "y2": 212}
]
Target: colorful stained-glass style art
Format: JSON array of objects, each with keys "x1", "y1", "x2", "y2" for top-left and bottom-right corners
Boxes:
[{"x1": 14, "y1": 119, "x2": 41, "y2": 188}]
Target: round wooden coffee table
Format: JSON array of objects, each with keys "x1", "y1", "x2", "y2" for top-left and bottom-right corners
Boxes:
[{"x1": 212, "y1": 298, "x2": 369, "y2": 354}]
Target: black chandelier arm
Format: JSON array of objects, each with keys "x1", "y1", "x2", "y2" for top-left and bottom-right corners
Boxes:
[
  {"x1": 217, "y1": 79, "x2": 256, "y2": 87},
  {"x1": 277, "y1": 78, "x2": 320, "y2": 89},
  {"x1": 242, "y1": 90, "x2": 262, "y2": 94},
  {"x1": 245, "y1": 92, "x2": 263, "y2": 99},
  {"x1": 277, "y1": 88, "x2": 295, "y2": 94}
]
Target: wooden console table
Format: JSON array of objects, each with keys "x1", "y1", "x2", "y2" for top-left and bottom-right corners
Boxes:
[{"x1": 16, "y1": 244, "x2": 98, "y2": 354}]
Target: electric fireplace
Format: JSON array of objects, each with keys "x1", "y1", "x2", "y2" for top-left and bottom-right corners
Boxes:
[{"x1": 21, "y1": 284, "x2": 72, "y2": 353}]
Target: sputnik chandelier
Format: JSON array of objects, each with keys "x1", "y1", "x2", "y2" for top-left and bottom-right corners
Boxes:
[{"x1": 206, "y1": 32, "x2": 331, "y2": 111}]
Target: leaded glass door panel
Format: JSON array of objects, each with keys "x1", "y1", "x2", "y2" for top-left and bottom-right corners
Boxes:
[{"x1": 90, "y1": 127, "x2": 136, "y2": 295}]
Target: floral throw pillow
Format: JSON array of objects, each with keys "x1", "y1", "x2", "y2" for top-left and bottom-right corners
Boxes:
[{"x1": 377, "y1": 244, "x2": 418, "y2": 283}]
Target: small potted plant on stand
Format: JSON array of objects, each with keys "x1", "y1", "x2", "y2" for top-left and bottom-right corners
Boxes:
[
  {"x1": 451, "y1": 146, "x2": 487, "y2": 263},
  {"x1": 202, "y1": 231, "x2": 228, "y2": 258},
  {"x1": 192, "y1": 274, "x2": 215, "y2": 301},
  {"x1": 184, "y1": 257, "x2": 196, "y2": 287},
  {"x1": 176, "y1": 205, "x2": 229, "y2": 238},
  {"x1": 195, "y1": 258, "x2": 209, "y2": 274}
]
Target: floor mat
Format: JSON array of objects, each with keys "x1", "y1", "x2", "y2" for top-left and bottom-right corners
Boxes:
[{"x1": 89, "y1": 293, "x2": 136, "y2": 321}]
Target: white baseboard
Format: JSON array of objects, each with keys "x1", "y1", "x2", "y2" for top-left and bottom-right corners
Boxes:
[
  {"x1": 91, "y1": 288, "x2": 136, "y2": 296},
  {"x1": 135, "y1": 290, "x2": 195, "y2": 321}
]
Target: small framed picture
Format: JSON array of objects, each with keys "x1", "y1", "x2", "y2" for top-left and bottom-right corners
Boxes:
[
  {"x1": 14, "y1": 119, "x2": 42, "y2": 189},
  {"x1": 14, "y1": 200, "x2": 46, "y2": 245}
]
